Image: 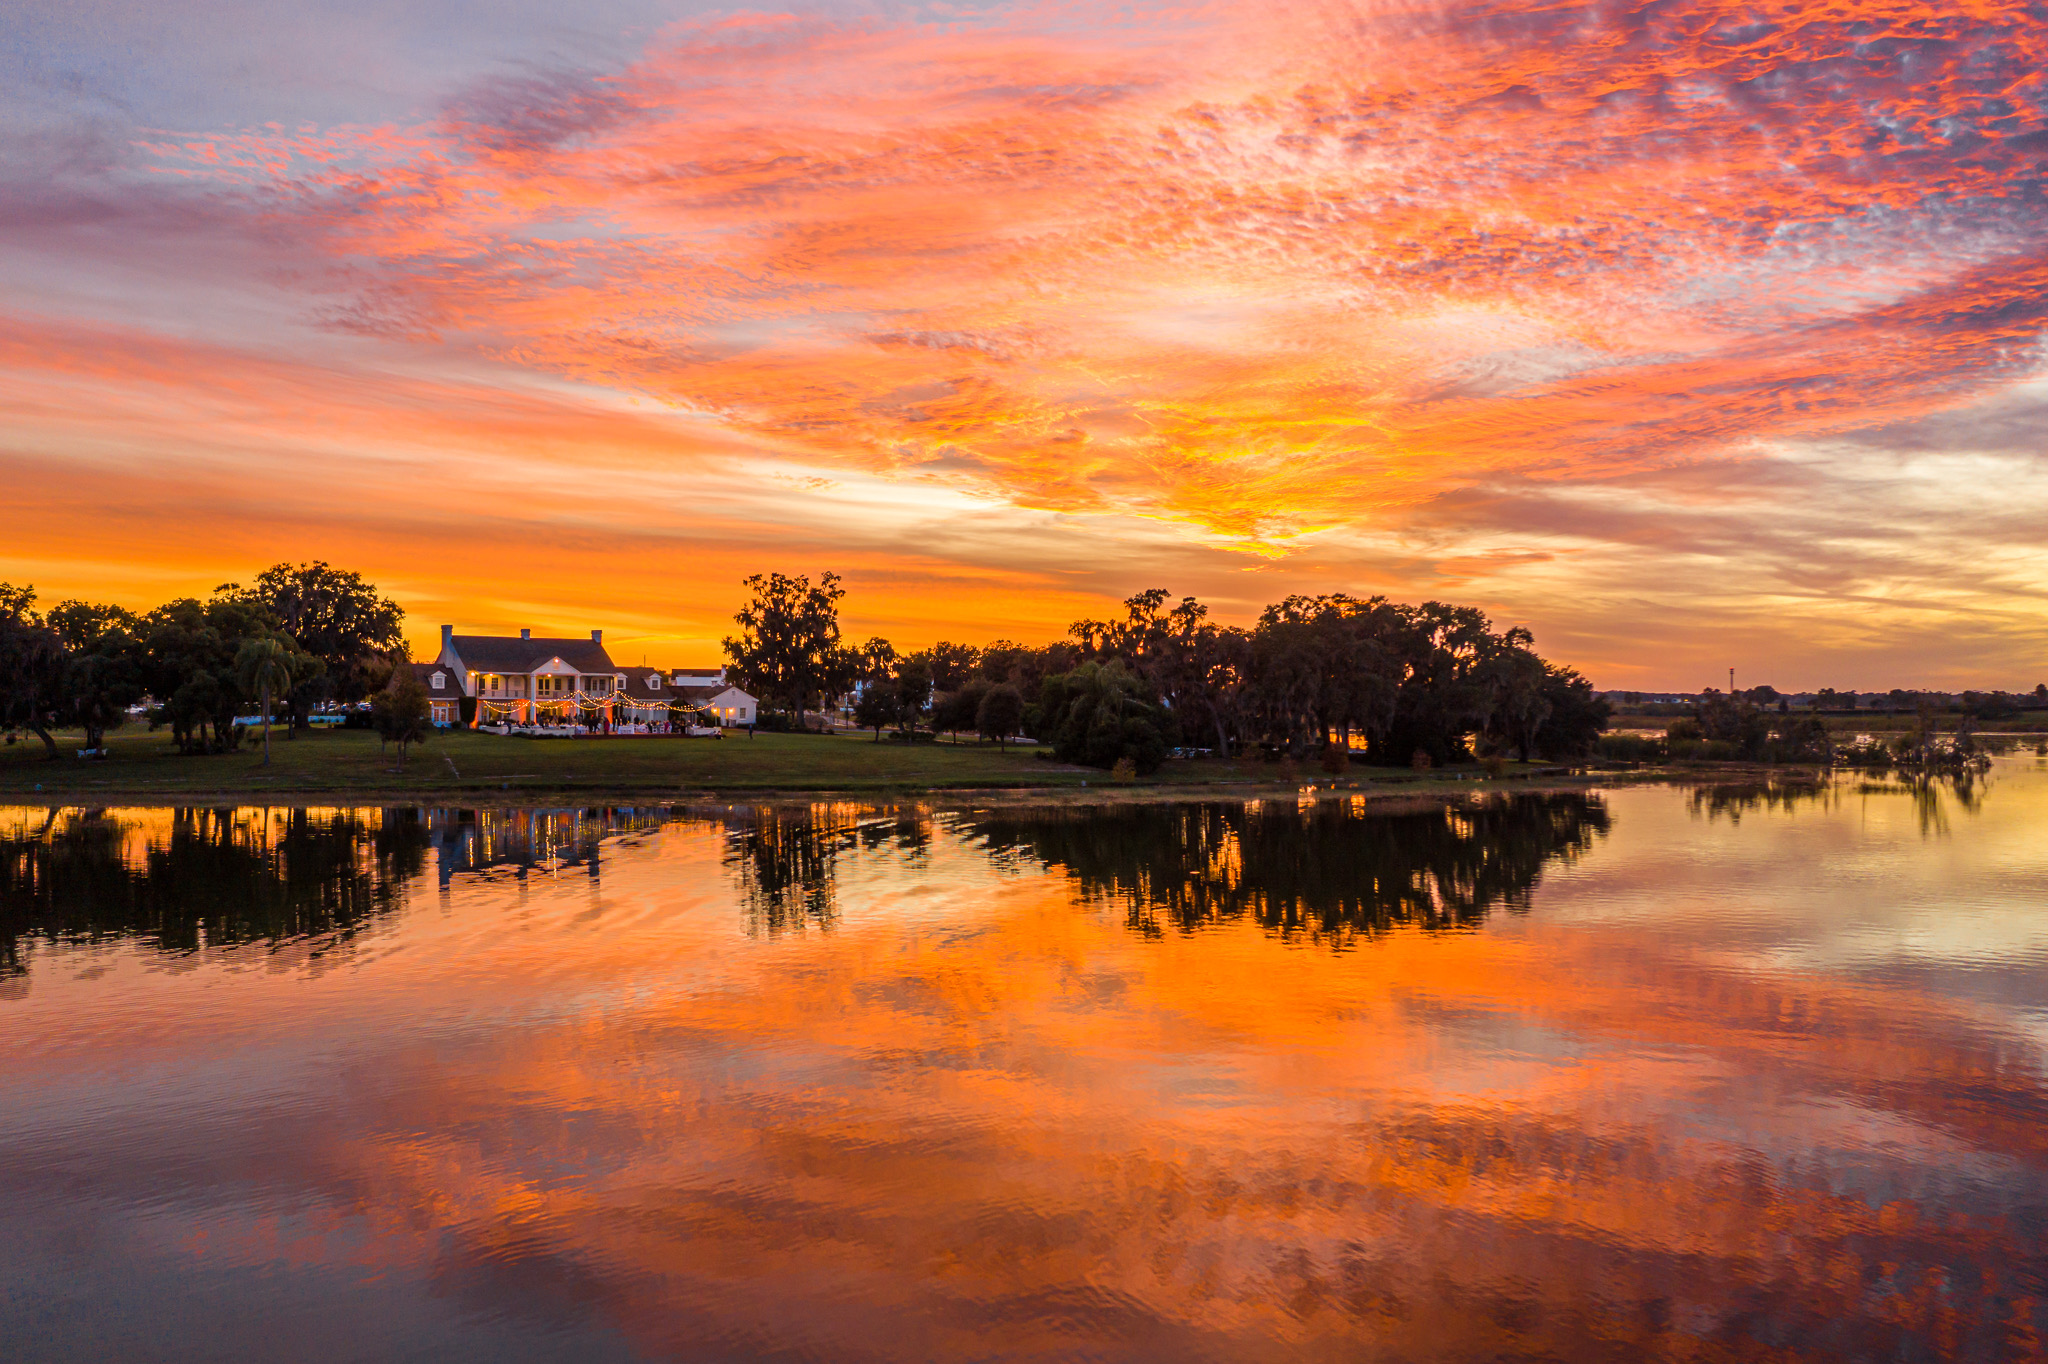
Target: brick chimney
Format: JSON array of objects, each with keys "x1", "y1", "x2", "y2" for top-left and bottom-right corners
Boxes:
[
  {"x1": 441, "y1": 624, "x2": 453, "y2": 651},
  {"x1": 591, "y1": 629, "x2": 603, "y2": 643},
  {"x1": 520, "y1": 628, "x2": 531, "y2": 640}
]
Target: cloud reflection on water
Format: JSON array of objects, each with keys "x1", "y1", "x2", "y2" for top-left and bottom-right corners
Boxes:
[{"x1": 0, "y1": 774, "x2": 2044, "y2": 1360}]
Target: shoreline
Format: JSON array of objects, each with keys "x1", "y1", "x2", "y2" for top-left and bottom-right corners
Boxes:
[
  {"x1": 4, "y1": 720, "x2": 2025, "y2": 811},
  {"x1": 0, "y1": 763, "x2": 1834, "y2": 811}
]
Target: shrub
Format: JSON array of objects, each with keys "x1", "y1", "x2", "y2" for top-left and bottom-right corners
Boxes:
[
  {"x1": 754, "y1": 709, "x2": 831, "y2": 734},
  {"x1": 1596, "y1": 733, "x2": 1665, "y2": 763},
  {"x1": 371, "y1": 676, "x2": 432, "y2": 765}
]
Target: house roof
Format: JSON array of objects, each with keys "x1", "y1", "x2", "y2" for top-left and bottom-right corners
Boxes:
[
  {"x1": 618, "y1": 669, "x2": 677, "y2": 702},
  {"x1": 399, "y1": 661, "x2": 460, "y2": 693},
  {"x1": 447, "y1": 635, "x2": 616, "y2": 676}
]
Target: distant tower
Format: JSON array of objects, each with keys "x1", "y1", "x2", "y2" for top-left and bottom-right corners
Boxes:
[{"x1": 1729, "y1": 667, "x2": 1735, "y2": 695}]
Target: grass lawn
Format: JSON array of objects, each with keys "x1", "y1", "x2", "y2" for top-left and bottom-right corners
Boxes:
[
  {"x1": 0, "y1": 725, "x2": 1560, "y2": 803},
  {"x1": 0, "y1": 726, "x2": 1088, "y2": 800}
]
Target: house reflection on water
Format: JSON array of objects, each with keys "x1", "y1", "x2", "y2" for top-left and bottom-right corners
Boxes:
[{"x1": 418, "y1": 806, "x2": 675, "y2": 887}]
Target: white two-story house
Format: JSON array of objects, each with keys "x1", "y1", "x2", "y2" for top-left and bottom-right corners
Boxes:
[{"x1": 424, "y1": 626, "x2": 757, "y2": 728}]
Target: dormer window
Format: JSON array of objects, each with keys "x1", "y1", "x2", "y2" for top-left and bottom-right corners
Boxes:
[
  {"x1": 430, "y1": 672, "x2": 445, "y2": 690},
  {"x1": 648, "y1": 674, "x2": 662, "y2": 689}
]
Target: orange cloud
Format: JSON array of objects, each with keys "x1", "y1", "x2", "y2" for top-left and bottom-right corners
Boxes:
[{"x1": 130, "y1": 0, "x2": 2048, "y2": 542}]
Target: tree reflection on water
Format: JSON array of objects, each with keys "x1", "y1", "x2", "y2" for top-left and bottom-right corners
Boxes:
[
  {"x1": 1687, "y1": 768, "x2": 1991, "y2": 835},
  {"x1": 722, "y1": 804, "x2": 936, "y2": 935},
  {"x1": 0, "y1": 790, "x2": 1633, "y2": 967},
  {"x1": 0, "y1": 807, "x2": 431, "y2": 973},
  {"x1": 713, "y1": 794, "x2": 1611, "y2": 945},
  {"x1": 964, "y1": 793, "x2": 1612, "y2": 944},
  {"x1": 1685, "y1": 776, "x2": 1837, "y2": 824}
]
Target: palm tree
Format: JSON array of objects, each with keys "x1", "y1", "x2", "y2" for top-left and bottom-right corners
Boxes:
[{"x1": 235, "y1": 637, "x2": 295, "y2": 766}]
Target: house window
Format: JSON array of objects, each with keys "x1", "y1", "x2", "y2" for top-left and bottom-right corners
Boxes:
[
  {"x1": 648, "y1": 674, "x2": 661, "y2": 689},
  {"x1": 430, "y1": 672, "x2": 445, "y2": 690}
]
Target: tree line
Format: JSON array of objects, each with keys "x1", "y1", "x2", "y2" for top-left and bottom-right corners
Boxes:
[
  {"x1": 2, "y1": 562, "x2": 1608, "y2": 776},
  {"x1": 723, "y1": 575, "x2": 1608, "y2": 773},
  {"x1": 0, "y1": 564, "x2": 426, "y2": 764},
  {"x1": 1600, "y1": 688, "x2": 2001, "y2": 771}
]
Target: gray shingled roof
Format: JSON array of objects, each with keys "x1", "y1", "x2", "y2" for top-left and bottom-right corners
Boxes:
[
  {"x1": 447, "y1": 635, "x2": 616, "y2": 675},
  {"x1": 401, "y1": 660, "x2": 462, "y2": 694},
  {"x1": 618, "y1": 668, "x2": 677, "y2": 703}
]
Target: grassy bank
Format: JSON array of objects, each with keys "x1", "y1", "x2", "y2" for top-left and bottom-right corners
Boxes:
[
  {"x1": 0, "y1": 727, "x2": 1071, "y2": 800},
  {"x1": 0, "y1": 725, "x2": 1583, "y2": 804}
]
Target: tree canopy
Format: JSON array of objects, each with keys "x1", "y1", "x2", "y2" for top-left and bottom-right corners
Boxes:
[
  {"x1": 1048, "y1": 588, "x2": 1608, "y2": 769},
  {"x1": 0, "y1": 585, "x2": 66, "y2": 759},
  {"x1": 723, "y1": 572, "x2": 845, "y2": 731},
  {"x1": 230, "y1": 562, "x2": 402, "y2": 722}
]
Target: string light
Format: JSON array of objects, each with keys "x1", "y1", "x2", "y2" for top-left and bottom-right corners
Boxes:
[
  {"x1": 456, "y1": 668, "x2": 749, "y2": 732},
  {"x1": 473, "y1": 690, "x2": 720, "y2": 725}
]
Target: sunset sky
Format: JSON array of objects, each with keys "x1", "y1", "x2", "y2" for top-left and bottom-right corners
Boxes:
[{"x1": 5, "y1": 0, "x2": 2046, "y2": 688}]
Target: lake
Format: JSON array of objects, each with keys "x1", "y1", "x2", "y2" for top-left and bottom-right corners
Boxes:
[{"x1": 4, "y1": 754, "x2": 2046, "y2": 1361}]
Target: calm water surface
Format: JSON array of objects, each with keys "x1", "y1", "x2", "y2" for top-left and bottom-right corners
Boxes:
[{"x1": 4, "y1": 756, "x2": 2046, "y2": 1361}]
